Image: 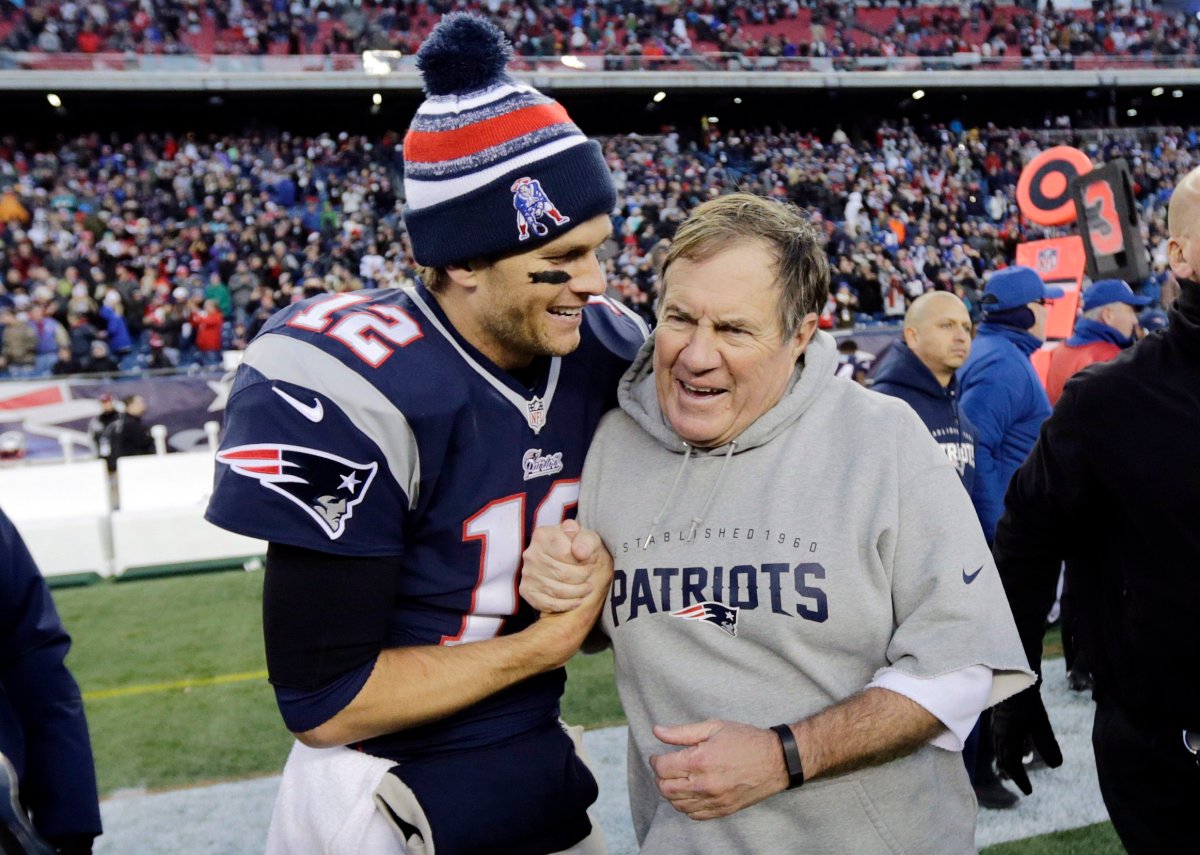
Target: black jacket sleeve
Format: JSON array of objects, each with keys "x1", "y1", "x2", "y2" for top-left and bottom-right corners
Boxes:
[
  {"x1": 0, "y1": 509, "x2": 102, "y2": 842},
  {"x1": 993, "y1": 382, "x2": 1098, "y2": 674}
]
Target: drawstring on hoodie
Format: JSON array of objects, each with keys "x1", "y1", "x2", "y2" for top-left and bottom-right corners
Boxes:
[
  {"x1": 641, "y1": 443, "x2": 692, "y2": 549},
  {"x1": 641, "y1": 440, "x2": 737, "y2": 548},
  {"x1": 687, "y1": 441, "x2": 736, "y2": 542}
]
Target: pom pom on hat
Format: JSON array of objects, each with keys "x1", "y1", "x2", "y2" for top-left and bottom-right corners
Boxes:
[{"x1": 416, "y1": 12, "x2": 514, "y2": 96}]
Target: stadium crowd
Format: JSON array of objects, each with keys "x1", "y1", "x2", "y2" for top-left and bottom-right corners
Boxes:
[
  {"x1": 0, "y1": 1, "x2": 1193, "y2": 66},
  {"x1": 0, "y1": 118, "x2": 1188, "y2": 376}
]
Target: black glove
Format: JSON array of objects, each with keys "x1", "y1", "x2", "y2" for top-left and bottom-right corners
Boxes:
[{"x1": 992, "y1": 683, "x2": 1063, "y2": 795}]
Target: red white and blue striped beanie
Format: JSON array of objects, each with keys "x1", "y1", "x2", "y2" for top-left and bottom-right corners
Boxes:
[{"x1": 402, "y1": 13, "x2": 615, "y2": 268}]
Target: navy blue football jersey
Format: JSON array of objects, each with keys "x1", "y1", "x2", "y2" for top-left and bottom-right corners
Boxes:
[{"x1": 206, "y1": 284, "x2": 646, "y2": 758}]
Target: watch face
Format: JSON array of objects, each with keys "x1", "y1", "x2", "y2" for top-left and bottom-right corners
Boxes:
[{"x1": 1185, "y1": 729, "x2": 1200, "y2": 755}]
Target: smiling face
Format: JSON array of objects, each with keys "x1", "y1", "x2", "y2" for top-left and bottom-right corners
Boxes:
[
  {"x1": 654, "y1": 241, "x2": 817, "y2": 448},
  {"x1": 447, "y1": 214, "x2": 613, "y2": 370}
]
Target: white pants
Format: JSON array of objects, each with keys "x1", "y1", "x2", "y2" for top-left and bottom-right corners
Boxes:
[{"x1": 266, "y1": 731, "x2": 607, "y2": 855}]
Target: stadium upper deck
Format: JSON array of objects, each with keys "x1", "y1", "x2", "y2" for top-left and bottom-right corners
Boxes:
[{"x1": 0, "y1": 1, "x2": 1195, "y2": 71}]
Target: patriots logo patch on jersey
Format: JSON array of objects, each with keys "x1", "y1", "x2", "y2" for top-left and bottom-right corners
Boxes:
[
  {"x1": 216, "y1": 444, "x2": 378, "y2": 540},
  {"x1": 671, "y1": 601, "x2": 740, "y2": 637}
]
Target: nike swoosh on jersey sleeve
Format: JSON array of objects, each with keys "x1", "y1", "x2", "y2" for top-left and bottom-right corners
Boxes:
[{"x1": 273, "y1": 386, "x2": 325, "y2": 422}]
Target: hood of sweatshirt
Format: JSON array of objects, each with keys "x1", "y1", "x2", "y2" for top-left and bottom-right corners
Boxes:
[{"x1": 1169, "y1": 277, "x2": 1200, "y2": 356}]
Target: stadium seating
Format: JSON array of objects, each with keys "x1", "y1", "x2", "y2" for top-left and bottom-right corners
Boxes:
[{"x1": 0, "y1": 1, "x2": 1190, "y2": 63}]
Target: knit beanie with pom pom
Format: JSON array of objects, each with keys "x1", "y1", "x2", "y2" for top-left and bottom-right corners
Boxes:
[{"x1": 401, "y1": 13, "x2": 615, "y2": 268}]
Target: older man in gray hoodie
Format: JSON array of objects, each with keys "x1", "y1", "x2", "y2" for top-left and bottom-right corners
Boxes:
[{"x1": 523, "y1": 193, "x2": 1033, "y2": 854}]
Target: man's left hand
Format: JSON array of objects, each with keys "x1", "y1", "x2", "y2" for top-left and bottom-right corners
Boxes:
[{"x1": 649, "y1": 720, "x2": 789, "y2": 821}]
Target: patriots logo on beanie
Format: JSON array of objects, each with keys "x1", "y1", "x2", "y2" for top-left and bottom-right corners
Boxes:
[
  {"x1": 512, "y1": 176, "x2": 570, "y2": 240},
  {"x1": 401, "y1": 13, "x2": 615, "y2": 268}
]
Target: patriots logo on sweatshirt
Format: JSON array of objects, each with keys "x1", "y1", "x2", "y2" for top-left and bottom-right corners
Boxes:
[
  {"x1": 216, "y1": 444, "x2": 378, "y2": 540},
  {"x1": 671, "y1": 601, "x2": 740, "y2": 637}
]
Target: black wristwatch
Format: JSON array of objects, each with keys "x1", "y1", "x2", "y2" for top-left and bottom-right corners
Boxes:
[{"x1": 771, "y1": 724, "x2": 805, "y2": 789}]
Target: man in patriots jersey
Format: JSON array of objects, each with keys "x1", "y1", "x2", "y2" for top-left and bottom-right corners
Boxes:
[{"x1": 205, "y1": 15, "x2": 645, "y2": 855}]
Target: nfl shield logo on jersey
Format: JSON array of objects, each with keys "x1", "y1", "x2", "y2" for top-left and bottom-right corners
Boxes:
[
  {"x1": 512, "y1": 177, "x2": 570, "y2": 241},
  {"x1": 526, "y1": 396, "x2": 546, "y2": 432},
  {"x1": 216, "y1": 444, "x2": 378, "y2": 540}
]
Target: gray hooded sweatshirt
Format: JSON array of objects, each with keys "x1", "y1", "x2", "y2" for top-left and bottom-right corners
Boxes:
[{"x1": 578, "y1": 330, "x2": 1034, "y2": 854}]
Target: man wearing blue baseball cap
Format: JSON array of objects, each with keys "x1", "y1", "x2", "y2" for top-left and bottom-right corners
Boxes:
[
  {"x1": 1045, "y1": 279, "x2": 1151, "y2": 406},
  {"x1": 960, "y1": 265, "x2": 1063, "y2": 545},
  {"x1": 958, "y1": 264, "x2": 1062, "y2": 806}
]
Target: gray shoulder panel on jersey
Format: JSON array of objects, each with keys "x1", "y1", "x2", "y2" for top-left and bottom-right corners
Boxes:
[
  {"x1": 592, "y1": 293, "x2": 651, "y2": 340},
  {"x1": 242, "y1": 333, "x2": 421, "y2": 509}
]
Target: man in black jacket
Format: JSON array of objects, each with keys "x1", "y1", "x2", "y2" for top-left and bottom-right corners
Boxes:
[
  {"x1": 112, "y1": 395, "x2": 155, "y2": 462},
  {"x1": 991, "y1": 166, "x2": 1200, "y2": 852}
]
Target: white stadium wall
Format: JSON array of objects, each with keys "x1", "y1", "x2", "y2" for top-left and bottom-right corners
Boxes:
[
  {"x1": 109, "y1": 452, "x2": 265, "y2": 576},
  {"x1": 0, "y1": 459, "x2": 112, "y2": 577},
  {"x1": 0, "y1": 450, "x2": 265, "y2": 578}
]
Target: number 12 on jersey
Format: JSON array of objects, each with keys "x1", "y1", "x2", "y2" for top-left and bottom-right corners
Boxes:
[{"x1": 442, "y1": 479, "x2": 580, "y2": 645}]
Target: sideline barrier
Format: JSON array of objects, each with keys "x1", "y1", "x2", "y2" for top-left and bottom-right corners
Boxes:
[
  {"x1": 110, "y1": 452, "x2": 265, "y2": 575},
  {"x1": 0, "y1": 451, "x2": 266, "y2": 578},
  {"x1": 0, "y1": 460, "x2": 112, "y2": 576}
]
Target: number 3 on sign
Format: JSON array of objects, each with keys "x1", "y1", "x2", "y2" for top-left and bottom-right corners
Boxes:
[{"x1": 443, "y1": 480, "x2": 580, "y2": 645}]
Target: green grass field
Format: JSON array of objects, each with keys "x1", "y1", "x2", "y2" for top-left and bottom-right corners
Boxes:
[
  {"x1": 54, "y1": 569, "x2": 1101, "y2": 851},
  {"x1": 981, "y1": 822, "x2": 1125, "y2": 854}
]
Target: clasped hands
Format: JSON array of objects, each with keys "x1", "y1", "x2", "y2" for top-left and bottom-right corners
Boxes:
[
  {"x1": 521, "y1": 522, "x2": 791, "y2": 821},
  {"x1": 519, "y1": 519, "x2": 610, "y2": 614},
  {"x1": 519, "y1": 520, "x2": 612, "y2": 668}
]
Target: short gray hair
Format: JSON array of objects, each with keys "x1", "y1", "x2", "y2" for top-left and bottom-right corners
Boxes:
[{"x1": 660, "y1": 193, "x2": 830, "y2": 338}]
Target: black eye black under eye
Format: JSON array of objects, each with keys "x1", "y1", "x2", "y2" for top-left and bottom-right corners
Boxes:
[{"x1": 529, "y1": 270, "x2": 571, "y2": 285}]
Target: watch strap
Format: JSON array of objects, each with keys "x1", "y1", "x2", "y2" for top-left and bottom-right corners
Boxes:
[{"x1": 770, "y1": 723, "x2": 805, "y2": 789}]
